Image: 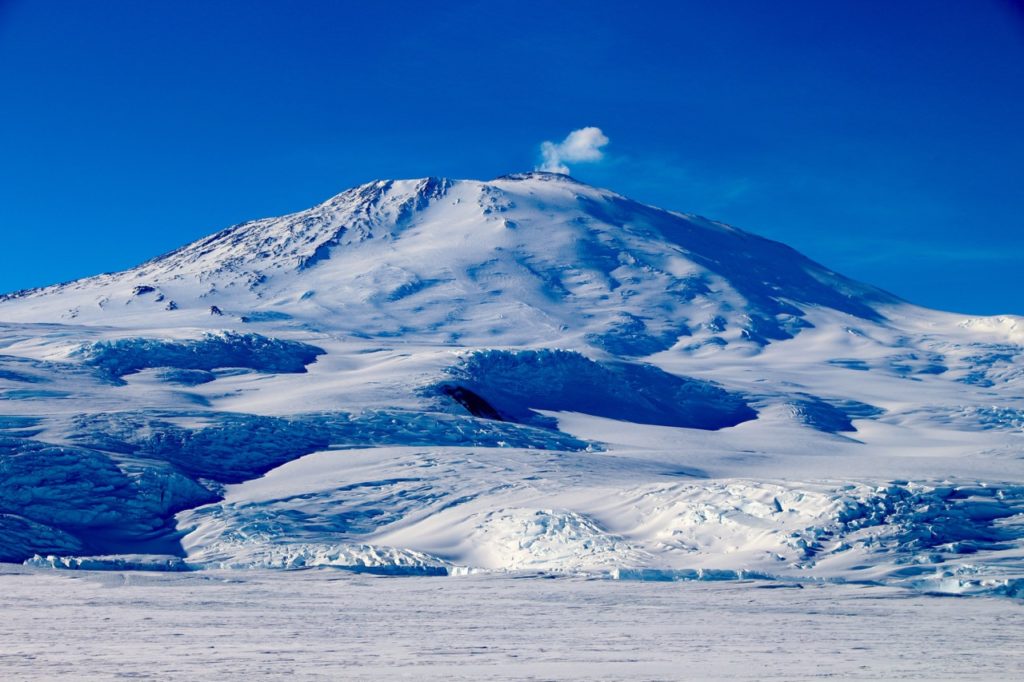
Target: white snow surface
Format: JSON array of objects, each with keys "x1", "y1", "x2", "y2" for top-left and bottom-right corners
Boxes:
[
  {"x1": 1, "y1": 172, "x2": 1023, "y2": 599},
  {"x1": 2, "y1": 566, "x2": 1022, "y2": 680}
]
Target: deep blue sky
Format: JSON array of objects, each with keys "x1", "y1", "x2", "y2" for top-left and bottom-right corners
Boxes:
[{"x1": 1, "y1": 1, "x2": 1022, "y2": 314}]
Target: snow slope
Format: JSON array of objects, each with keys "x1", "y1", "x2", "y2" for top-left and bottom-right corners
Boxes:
[{"x1": 1, "y1": 172, "x2": 1022, "y2": 597}]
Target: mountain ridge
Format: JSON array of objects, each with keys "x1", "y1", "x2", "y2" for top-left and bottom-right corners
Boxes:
[{"x1": 0, "y1": 173, "x2": 902, "y2": 354}]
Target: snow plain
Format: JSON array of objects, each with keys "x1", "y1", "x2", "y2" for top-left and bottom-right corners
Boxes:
[
  {"x1": 1, "y1": 566, "x2": 1022, "y2": 681},
  {"x1": 1, "y1": 172, "x2": 1022, "y2": 677}
]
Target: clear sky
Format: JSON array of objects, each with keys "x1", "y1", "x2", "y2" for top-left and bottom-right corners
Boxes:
[{"x1": 1, "y1": 1, "x2": 1022, "y2": 314}]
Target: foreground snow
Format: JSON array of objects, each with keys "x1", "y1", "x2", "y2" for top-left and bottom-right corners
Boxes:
[{"x1": 1, "y1": 566, "x2": 1021, "y2": 681}]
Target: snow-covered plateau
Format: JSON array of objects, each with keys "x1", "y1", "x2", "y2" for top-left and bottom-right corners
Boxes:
[{"x1": 1, "y1": 172, "x2": 1023, "y2": 677}]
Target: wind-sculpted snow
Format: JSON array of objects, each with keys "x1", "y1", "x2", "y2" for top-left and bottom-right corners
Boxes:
[
  {"x1": 169, "y1": 445, "x2": 1024, "y2": 595},
  {"x1": 155, "y1": 368, "x2": 217, "y2": 386},
  {"x1": 0, "y1": 352, "x2": 110, "y2": 389},
  {"x1": 186, "y1": 507, "x2": 649, "y2": 574},
  {"x1": 0, "y1": 410, "x2": 590, "y2": 564},
  {"x1": 66, "y1": 410, "x2": 592, "y2": 481},
  {"x1": 0, "y1": 436, "x2": 215, "y2": 561},
  {"x1": 0, "y1": 416, "x2": 43, "y2": 439},
  {"x1": 907, "y1": 404, "x2": 1024, "y2": 432},
  {"x1": 0, "y1": 359, "x2": 49, "y2": 384},
  {"x1": 0, "y1": 513, "x2": 83, "y2": 562},
  {"x1": 955, "y1": 406, "x2": 1024, "y2": 431},
  {"x1": 176, "y1": 447, "x2": 647, "y2": 574},
  {"x1": 574, "y1": 193, "x2": 893, "y2": 323},
  {"x1": 823, "y1": 482, "x2": 1024, "y2": 597},
  {"x1": 178, "y1": 452, "x2": 646, "y2": 573},
  {"x1": 783, "y1": 395, "x2": 884, "y2": 433},
  {"x1": 24, "y1": 553, "x2": 189, "y2": 572},
  {"x1": 954, "y1": 345, "x2": 1024, "y2": 388},
  {"x1": 0, "y1": 437, "x2": 188, "y2": 530},
  {"x1": 594, "y1": 479, "x2": 1024, "y2": 596},
  {"x1": 429, "y1": 349, "x2": 756, "y2": 430},
  {"x1": 585, "y1": 312, "x2": 690, "y2": 357},
  {"x1": 830, "y1": 483, "x2": 1022, "y2": 558},
  {"x1": 464, "y1": 508, "x2": 651, "y2": 570},
  {"x1": 180, "y1": 473, "x2": 457, "y2": 572},
  {"x1": 74, "y1": 332, "x2": 324, "y2": 380},
  {"x1": 66, "y1": 412, "x2": 331, "y2": 481},
  {"x1": 186, "y1": 535, "x2": 452, "y2": 574}
]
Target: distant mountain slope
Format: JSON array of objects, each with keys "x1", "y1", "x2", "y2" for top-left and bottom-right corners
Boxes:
[{"x1": 0, "y1": 172, "x2": 898, "y2": 353}]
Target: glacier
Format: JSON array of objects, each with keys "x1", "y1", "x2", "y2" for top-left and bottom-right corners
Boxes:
[{"x1": 0, "y1": 171, "x2": 1022, "y2": 603}]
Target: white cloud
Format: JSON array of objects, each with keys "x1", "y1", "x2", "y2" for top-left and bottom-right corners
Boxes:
[{"x1": 537, "y1": 126, "x2": 609, "y2": 174}]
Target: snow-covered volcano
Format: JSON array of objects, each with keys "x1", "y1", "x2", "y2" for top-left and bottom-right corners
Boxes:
[
  {"x1": 1, "y1": 172, "x2": 894, "y2": 350},
  {"x1": 1, "y1": 173, "x2": 1023, "y2": 597}
]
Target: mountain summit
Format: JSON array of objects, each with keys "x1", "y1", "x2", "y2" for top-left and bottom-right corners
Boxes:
[{"x1": 2, "y1": 173, "x2": 896, "y2": 353}]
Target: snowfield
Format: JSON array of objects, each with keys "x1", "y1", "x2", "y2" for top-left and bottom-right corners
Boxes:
[
  {"x1": 1, "y1": 172, "x2": 1023, "y2": 676},
  {"x1": 1, "y1": 566, "x2": 1022, "y2": 681}
]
